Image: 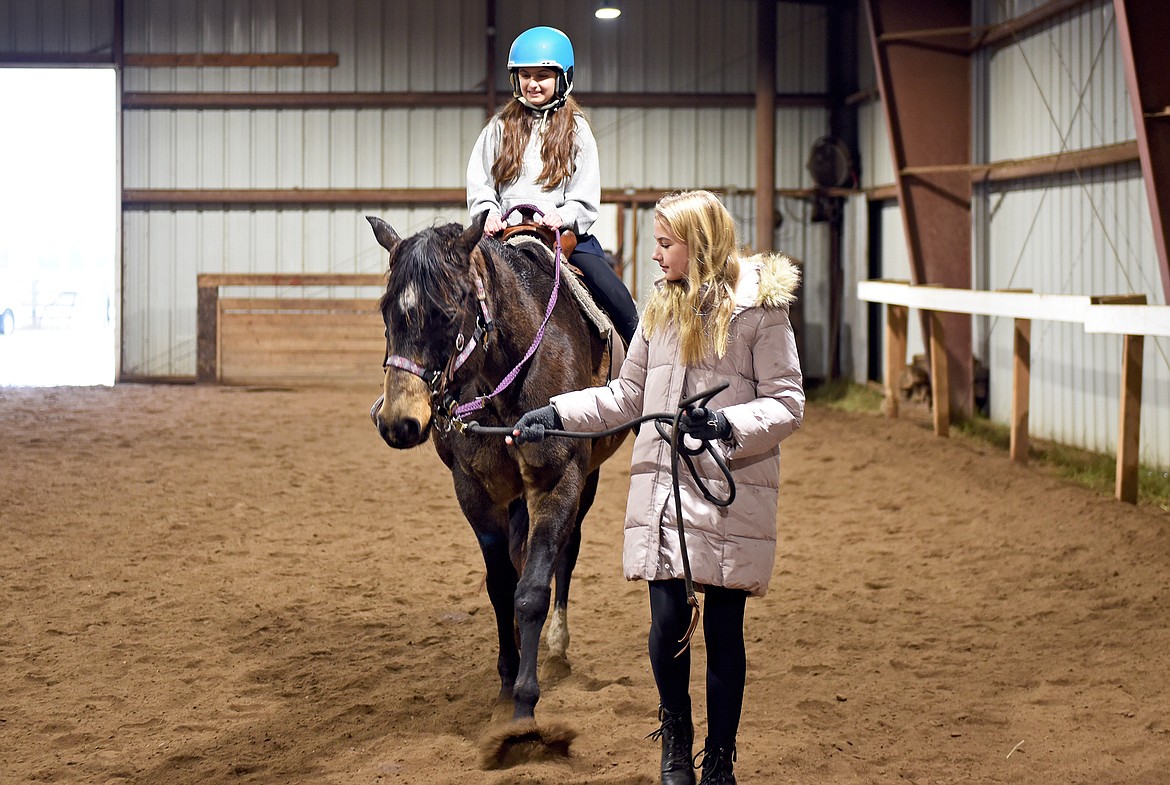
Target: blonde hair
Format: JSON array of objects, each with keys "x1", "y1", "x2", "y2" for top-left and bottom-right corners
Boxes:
[{"x1": 641, "y1": 190, "x2": 741, "y2": 366}]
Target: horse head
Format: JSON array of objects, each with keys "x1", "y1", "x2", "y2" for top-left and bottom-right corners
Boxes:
[{"x1": 367, "y1": 213, "x2": 486, "y2": 449}]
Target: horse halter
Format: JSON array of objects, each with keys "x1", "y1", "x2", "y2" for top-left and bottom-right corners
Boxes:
[
  {"x1": 382, "y1": 271, "x2": 494, "y2": 431},
  {"x1": 382, "y1": 203, "x2": 564, "y2": 433}
]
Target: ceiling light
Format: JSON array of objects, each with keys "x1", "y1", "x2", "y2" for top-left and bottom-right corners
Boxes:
[{"x1": 595, "y1": 1, "x2": 621, "y2": 20}]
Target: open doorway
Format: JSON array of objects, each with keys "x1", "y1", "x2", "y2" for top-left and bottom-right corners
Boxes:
[{"x1": 0, "y1": 67, "x2": 117, "y2": 387}]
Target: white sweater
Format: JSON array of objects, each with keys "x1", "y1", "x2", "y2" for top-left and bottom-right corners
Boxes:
[{"x1": 466, "y1": 110, "x2": 601, "y2": 235}]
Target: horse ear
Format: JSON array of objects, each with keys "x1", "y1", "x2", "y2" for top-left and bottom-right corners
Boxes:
[
  {"x1": 458, "y1": 211, "x2": 488, "y2": 256},
  {"x1": 366, "y1": 216, "x2": 401, "y2": 256}
]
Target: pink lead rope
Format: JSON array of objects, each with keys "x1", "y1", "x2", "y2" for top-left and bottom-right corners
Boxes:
[{"x1": 454, "y1": 204, "x2": 563, "y2": 419}]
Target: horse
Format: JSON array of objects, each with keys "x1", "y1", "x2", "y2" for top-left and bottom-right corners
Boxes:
[{"x1": 366, "y1": 210, "x2": 628, "y2": 765}]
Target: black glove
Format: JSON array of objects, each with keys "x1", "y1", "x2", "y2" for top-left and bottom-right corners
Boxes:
[
  {"x1": 679, "y1": 406, "x2": 732, "y2": 442},
  {"x1": 510, "y1": 405, "x2": 562, "y2": 444}
]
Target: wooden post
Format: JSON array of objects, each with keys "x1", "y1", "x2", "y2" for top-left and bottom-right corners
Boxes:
[
  {"x1": 196, "y1": 276, "x2": 219, "y2": 383},
  {"x1": 1010, "y1": 317, "x2": 1031, "y2": 464},
  {"x1": 754, "y1": 0, "x2": 777, "y2": 253},
  {"x1": 928, "y1": 310, "x2": 950, "y2": 437},
  {"x1": 1116, "y1": 332, "x2": 1144, "y2": 503},
  {"x1": 884, "y1": 304, "x2": 909, "y2": 417}
]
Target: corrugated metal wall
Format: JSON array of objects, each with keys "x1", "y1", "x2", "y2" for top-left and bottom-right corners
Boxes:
[
  {"x1": 108, "y1": 0, "x2": 831, "y2": 379},
  {"x1": 979, "y1": 0, "x2": 1168, "y2": 467},
  {"x1": 5, "y1": 0, "x2": 1164, "y2": 466},
  {"x1": 846, "y1": 0, "x2": 1169, "y2": 468},
  {"x1": 0, "y1": 0, "x2": 113, "y2": 52}
]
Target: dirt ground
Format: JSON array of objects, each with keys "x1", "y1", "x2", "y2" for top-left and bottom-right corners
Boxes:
[{"x1": 2, "y1": 382, "x2": 1169, "y2": 785}]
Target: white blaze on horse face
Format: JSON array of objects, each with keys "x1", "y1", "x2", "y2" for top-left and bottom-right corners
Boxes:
[{"x1": 399, "y1": 282, "x2": 420, "y2": 312}]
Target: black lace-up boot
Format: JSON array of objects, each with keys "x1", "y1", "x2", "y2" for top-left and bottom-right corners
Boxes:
[
  {"x1": 695, "y1": 740, "x2": 737, "y2": 785},
  {"x1": 647, "y1": 704, "x2": 695, "y2": 785}
]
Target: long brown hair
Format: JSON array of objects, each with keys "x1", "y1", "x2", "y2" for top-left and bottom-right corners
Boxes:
[
  {"x1": 490, "y1": 96, "x2": 585, "y2": 191},
  {"x1": 641, "y1": 190, "x2": 741, "y2": 367}
]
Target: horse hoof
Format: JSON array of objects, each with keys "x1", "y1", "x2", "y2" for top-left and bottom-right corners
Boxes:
[
  {"x1": 478, "y1": 718, "x2": 576, "y2": 770},
  {"x1": 540, "y1": 653, "x2": 572, "y2": 684}
]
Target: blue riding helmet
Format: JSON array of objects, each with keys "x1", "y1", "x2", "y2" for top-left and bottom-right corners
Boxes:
[{"x1": 507, "y1": 26, "x2": 575, "y2": 102}]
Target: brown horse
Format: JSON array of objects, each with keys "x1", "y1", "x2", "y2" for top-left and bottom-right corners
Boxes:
[{"x1": 366, "y1": 212, "x2": 627, "y2": 763}]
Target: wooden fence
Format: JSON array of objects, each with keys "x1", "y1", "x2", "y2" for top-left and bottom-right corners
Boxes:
[
  {"x1": 196, "y1": 273, "x2": 385, "y2": 388},
  {"x1": 857, "y1": 280, "x2": 1170, "y2": 503}
]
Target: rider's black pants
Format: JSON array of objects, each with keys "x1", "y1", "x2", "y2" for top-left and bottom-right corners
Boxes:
[{"x1": 571, "y1": 234, "x2": 639, "y2": 345}]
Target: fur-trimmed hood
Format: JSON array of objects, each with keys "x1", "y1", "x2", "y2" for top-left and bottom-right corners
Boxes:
[{"x1": 735, "y1": 252, "x2": 801, "y2": 311}]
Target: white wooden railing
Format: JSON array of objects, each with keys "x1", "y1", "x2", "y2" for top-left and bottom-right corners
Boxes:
[{"x1": 857, "y1": 280, "x2": 1169, "y2": 503}]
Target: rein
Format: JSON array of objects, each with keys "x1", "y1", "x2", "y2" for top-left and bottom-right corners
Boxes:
[
  {"x1": 382, "y1": 204, "x2": 563, "y2": 432},
  {"x1": 464, "y1": 382, "x2": 735, "y2": 656}
]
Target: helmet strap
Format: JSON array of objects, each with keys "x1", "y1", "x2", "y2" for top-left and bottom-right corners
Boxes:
[{"x1": 510, "y1": 67, "x2": 573, "y2": 113}]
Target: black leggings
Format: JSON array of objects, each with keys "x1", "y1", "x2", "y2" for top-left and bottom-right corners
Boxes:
[
  {"x1": 648, "y1": 579, "x2": 748, "y2": 748},
  {"x1": 569, "y1": 246, "x2": 639, "y2": 345}
]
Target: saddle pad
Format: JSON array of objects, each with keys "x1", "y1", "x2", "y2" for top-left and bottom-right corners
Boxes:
[{"x1": 504, "y1": 236, "x2": 613, "y2": 342}]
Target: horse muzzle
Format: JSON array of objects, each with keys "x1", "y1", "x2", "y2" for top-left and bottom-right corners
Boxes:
[{"x1": 370, "y1": 394, "x2": 429, "y2": 449}]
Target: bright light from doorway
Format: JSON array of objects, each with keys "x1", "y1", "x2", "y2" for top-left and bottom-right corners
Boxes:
[{"x1": 0, "y1": 68, "x2": 117, "y2": 387}]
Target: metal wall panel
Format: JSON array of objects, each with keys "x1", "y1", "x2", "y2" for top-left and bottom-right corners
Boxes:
[
  {"x1": 984, "y1": 165, "x2": 1168, "y2": 467},
  {"x1": 857, "y1": 98, "x2": 894, "y2": 188},
  {"x1": 987, "y1": 1, "x2": 1131, "y2": 160},
  {"x1": 112, "y1": 0, "x2": 833, "y2": 380},
  {"x1": 3, "y1": 0, "x2": 852, "y2": 387},
  {"x1": 0, "y1": 0, "x2": 114, "y2": 54},
  {"x1": 979, "y1": 0, "x2": 1168, "y2": 466}
]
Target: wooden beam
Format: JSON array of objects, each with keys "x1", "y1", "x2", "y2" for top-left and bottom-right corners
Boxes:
[
  {"x1": 0, "y1": 51, "x2": 112, "y2": 64},
  {"x1": 883, "y1": 302, "x2": 909, "y2": 417},
  {"x1": 124, "y1": 188, "x2": 467, "y2": 207},
  {"x1": 196, "y1": 283, "x2": 219, "y2": 383},
  {"x1": 122, "y1": 53, "x2": 339, "y2": 67},
  {"x1": 978, "y1": 0, "x2": 1095, "y2": 49},
  {"x1": 878, "y1": 23, "x2": 991, "y2": 44},
  {"x1": 901, "y1": 141, "x2": 1138, "y2": 182},
  {"x1": 1115, "y1": 332, "x2": 1144, "y2": 503},
  {"x1": 1083, "y1": 303, "x2": 1170, "y2": 337},
  {"x1": 122, "y1": 90, "x2": 828, "y2": 111},
  {"x1": 872, "y1": 1, "x2": 1097, "y2": 51},
  {"x1": 979, "y1": 141, "x2": 1138, "y2": 182},
  {"x1": 857, "y1": 280, "x2": 1106, "y2": 323},
  {"x1": 122, "y1": 187, "x2": 675, "y2": 209},
  {"x1": 928, "y1": 309, "x2": 950, "y2": 437},
  {"x1": 755, "y1": 0, "x2": 778, "y2": 253},
  {"x1": 198, "y1": 273, "x2": 385, "y2": 288},
  {"x1": 1010, "y1": 317, "x2": 1031, "y2": 464},
  {"x1": 122, "y1": 92, "x2": 487, "y2": 109}
]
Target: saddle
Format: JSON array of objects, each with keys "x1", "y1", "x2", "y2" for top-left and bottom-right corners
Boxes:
[
  {"x1": 497, "y1": 222, "x2": 577, "y2": 258},
  {"x1": 496, "y1": 222, "x2": 624, "y2": 383}
]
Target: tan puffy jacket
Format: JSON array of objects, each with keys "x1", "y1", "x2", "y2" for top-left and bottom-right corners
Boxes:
[{"x1": 551, "y1": 253, "x2": 804, "y2": 596}]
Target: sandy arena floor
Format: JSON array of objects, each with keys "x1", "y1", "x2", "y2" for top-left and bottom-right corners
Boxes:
[{"x1": 1, "y1": 383, "x2": 1168, "y2": 784}]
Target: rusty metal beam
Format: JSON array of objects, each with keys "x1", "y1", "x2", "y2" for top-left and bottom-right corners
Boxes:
[
  {"x1": 120, "y1": 187, "x2": 677, "y2": 209},
  {"x1": 866, "y1": 0, "x2": 974, "y2": 419},
  {"x1": 1115, "y1": 0, "x2": 1170, "y2": 303},
  {"x1": 121, "y1": 90, "x2": 828, "y2": 111},
  {"x1": 122, "y1": 53, "x2": 338, "y2": 67},
  {"x1": 755, "y1": 0, "x2": 778, "y2": 253}
]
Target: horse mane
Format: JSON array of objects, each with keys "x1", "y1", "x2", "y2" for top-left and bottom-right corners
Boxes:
[{"x1": 378, "y1": 223, "x2": 469, "y2": 327}]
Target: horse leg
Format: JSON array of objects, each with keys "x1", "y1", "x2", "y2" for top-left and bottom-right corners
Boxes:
[
  {"x1": 546, "y1": 468, "x2": 598, "y2": 662},
  {"x1": 511, "y1": 464, "x2": 587, "y2": 722},
  {"x1": 452, "y1": 475, "x2": 521, "y2": 710},
  {"x1": 479, "y1": 525, "x2": 520, "y2": 706}
]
